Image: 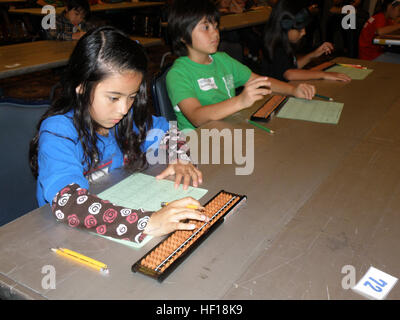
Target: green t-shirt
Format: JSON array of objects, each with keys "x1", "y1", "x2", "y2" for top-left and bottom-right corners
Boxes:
[{"x1": 166, "y1": 52, "x2": 252, "y2": 130}]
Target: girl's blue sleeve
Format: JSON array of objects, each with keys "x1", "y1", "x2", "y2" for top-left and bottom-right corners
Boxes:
[
  {"x1": 37, "y1": 116, "x2": 89, "y2": 205},
  {"x1": 141, "y1": 115, "x2": 170, "y2": 153}
]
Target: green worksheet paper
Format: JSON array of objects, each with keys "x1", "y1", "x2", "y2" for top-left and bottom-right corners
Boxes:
[
  {"x1": 325, "y1": 65, "x2": 373, "y2": 80},
  {"x1": 93, "y1": 173, "x2": 209, "y2": 249},
  {"x1": 277, "y1": 97, "x2": 344, "y2": 124}
]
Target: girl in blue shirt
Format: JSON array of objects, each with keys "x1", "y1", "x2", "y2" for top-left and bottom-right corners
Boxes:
[{"x1": 29, "y1": 26, "x2": 207, "y2": 244}]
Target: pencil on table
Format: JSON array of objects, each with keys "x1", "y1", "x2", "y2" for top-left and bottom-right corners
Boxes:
[{"x1": 315, "y1": 94, "x2": 333, "y2": 101}]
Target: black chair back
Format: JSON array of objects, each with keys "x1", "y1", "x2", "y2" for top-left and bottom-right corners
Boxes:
[
  {"x1": 151, "y1": 65, "x2": 177, "y2": 122},
  {"x1": 0, "y1": 99, "x2": 49, "y2": 226}
]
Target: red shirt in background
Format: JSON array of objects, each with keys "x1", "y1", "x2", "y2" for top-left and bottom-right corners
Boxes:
[{"x1": 359, "y1": 12, "x2": 393, "y2": 60}]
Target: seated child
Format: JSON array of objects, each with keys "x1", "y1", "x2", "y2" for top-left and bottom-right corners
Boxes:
[
  {"x1": 261, "y1": 0, "x2": 351, "y2": 82},
  {"x1": 359, "y1": 0, "x2": 400, "y2": 61},
  {"x1": 47, "y1": 0, "x2": 90, "y2": 41},
  {"x1": 30, "y1": 26, "x2": 205, "y2": 243},
  {"x1": 166, "y1": 0, "x2": 316, "y2": 131}
]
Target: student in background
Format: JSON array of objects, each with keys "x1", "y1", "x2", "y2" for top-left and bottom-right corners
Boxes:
[
  {"x1": 324, "y1": 0, "x2": 369, "y2": 58},
  {"x1": 30, "y1": 27, "x2": 205, "y2": 243},
  {"x1": 260, "y1": 0, "x2": 351, "y2": 82},
  {"x1": 166, "y1": 0, "x2": 315, "y2": 131},
  {"x1": 217, "y1": 0, "x2": 262, "y2": 63},
  {"x1": 47, "y1": 0, "x2": 90, "y2": 40},
  {"x1": 359, "y1": 0, "x2": 400, "y2": 61}
]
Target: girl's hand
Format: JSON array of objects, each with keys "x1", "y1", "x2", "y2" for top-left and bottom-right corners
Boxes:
[
  {"x1": 238, "y1": 77, "x2": 271, "y2": 109},
  {"x1": 313, "y1": 42, "x2": 334, "y2": 58},
  {"x1": 293, "y1": 83, "x2": 316, "y2": 100},
  {"x1": 156, "y1": 160, "x2": 203, "y2": 190},
  {"x1": 323, "y1": 72, "x2": 351, "y2": 82},
  {"x1": 144, "y1": 197, "x2": 208, "y2": 237}
]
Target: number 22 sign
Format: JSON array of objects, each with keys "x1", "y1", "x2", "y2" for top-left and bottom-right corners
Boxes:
[{"x1": 352, "y1": 266, "x2": 398, "y2": 300}]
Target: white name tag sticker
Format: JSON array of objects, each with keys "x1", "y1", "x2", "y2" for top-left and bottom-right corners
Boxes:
[
  {"x1": 197, "y1": 77, "x2": 218, "y2": 91},
  {"x1": 352, "y1": 266, "x2": 398, "y2": 300}
]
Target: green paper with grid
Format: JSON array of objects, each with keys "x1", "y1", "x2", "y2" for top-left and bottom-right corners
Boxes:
[
  {"x1": 325, "y1": 65, "x2": 373, "y2": 80},
  {"x1": 93, "y1": 173, "x2": 208, "y2": 249},
  {"x1": 277, "y1": 97, "x2": 344, "y2": 124}
]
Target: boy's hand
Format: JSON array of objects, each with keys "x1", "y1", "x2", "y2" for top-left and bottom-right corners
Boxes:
[
  {"x1": 239, "y1": 77, "x2": 271, "y2": 109},
  {"x1": 323, "y1": 72, "x2": 351, "y2": 82},
  {"x1": 156, "y1": 160, "x2": 203, "y2": 190},
  {"x1": 144, "y1": 197, "x2": 208, "y2": 237},
  {"x1": 313, "y1": 42, "x2": 334, "y2": 58},
  {"x1": 293, "y1": 83, "x2": 316, "y2": 100}
]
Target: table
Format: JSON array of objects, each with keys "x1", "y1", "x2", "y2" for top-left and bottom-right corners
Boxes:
[
  {"x1": 0, "y1": 36, "x2": 163, "y2": 79},
  {"x1": 373, "y1": 29, "x2": 400, "y2": 46},
  {"x1": 219, "y1": 6, "x2": 271, "y2": 31},
  {"x1": 1, "y1": 57, "x2": 400, "y2": 300},
  {"x1": 8, "y1": 1, "x2": 164, "y2": 16}
]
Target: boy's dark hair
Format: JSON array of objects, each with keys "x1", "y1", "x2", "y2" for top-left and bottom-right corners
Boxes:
[
  {"x1": 30, "y1": 26, "x2": 151, "y2": 178},
  {"x1": 66, "y1": 0, "x2": 91, "y2": 19},
  {"x1": 263, "y1": 0, "x2": 310, "y2": 61},
  {"x1": 168, "y1": 0, "x2": 220, "y2": 56}
]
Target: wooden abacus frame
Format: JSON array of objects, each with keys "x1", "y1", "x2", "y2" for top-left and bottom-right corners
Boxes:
[
  {"x1": 250, "y1": 95, "x2": 288, "y2": 122},
  {"x1": 132, "y1": 190, "x2": 247, "y2": 282}
]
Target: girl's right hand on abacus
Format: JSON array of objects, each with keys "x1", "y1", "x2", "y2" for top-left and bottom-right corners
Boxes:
[
  {"x1": 143, "y1": 197, "x2": 208, "y2": 237},
  {"x1": 293, "y1": 83, "x2": 316, "y2": 100},
  {"x1": 239, "y1": 77, "x2": 271, "y2": 109}
]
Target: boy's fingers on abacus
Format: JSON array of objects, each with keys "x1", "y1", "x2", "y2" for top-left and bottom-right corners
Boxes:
[{"x1": 247, "y1": 76, "x2": 269, "y2": 87}]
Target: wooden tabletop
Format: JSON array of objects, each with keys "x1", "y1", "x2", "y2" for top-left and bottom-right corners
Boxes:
[
  {"x1": 219, "y1": 6, "x2": 272, "y2": 31},
  {"x1": 1, "y1": 57, "x2": 400, "y2": 300},
  {"x1": 8, "y1": 1, "x2": 164, "y2": 15},
  {"x1": 0, "y1": 36, "x2": 163, "y2": 79}
]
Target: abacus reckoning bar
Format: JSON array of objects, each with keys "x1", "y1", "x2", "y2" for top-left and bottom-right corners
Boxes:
[
  {"x1": 132, "y1": 190, "x2": 247, "y2": 282},
  {"x1": 250, "y1": 95, "x2": 288, "y2": 122}
]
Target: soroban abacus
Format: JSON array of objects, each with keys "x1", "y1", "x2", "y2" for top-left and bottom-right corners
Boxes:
[
  {"x1": 132, "y1": 190, "x2": 247, "y2": 282},
  {"x1": 250, "y1": 95, "x2": 288, "y2": 122}
]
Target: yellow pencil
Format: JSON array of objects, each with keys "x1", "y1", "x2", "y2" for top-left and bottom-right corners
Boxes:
[
  {"x1": 160, "y1": 202, "x2": 202, "y2": 210},
  {"x1": 51, "y1": 248, "x2": 109, "y2": 274}
]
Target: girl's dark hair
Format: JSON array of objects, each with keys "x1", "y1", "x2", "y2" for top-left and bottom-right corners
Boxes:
[
  {"x1": 168, "y1": 0, "x2": 220, "y2": 56},
  {"x1": 263, "y1": 0, "x2": 310, "y2": 61},
  {"x1": 30, "y1": 26, "x2": 152, "y2": 178}
]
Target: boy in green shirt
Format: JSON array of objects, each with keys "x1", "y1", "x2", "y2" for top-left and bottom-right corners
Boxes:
[{"x1": 166, "y1": 0, "x2": 316, "y2": 130}]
